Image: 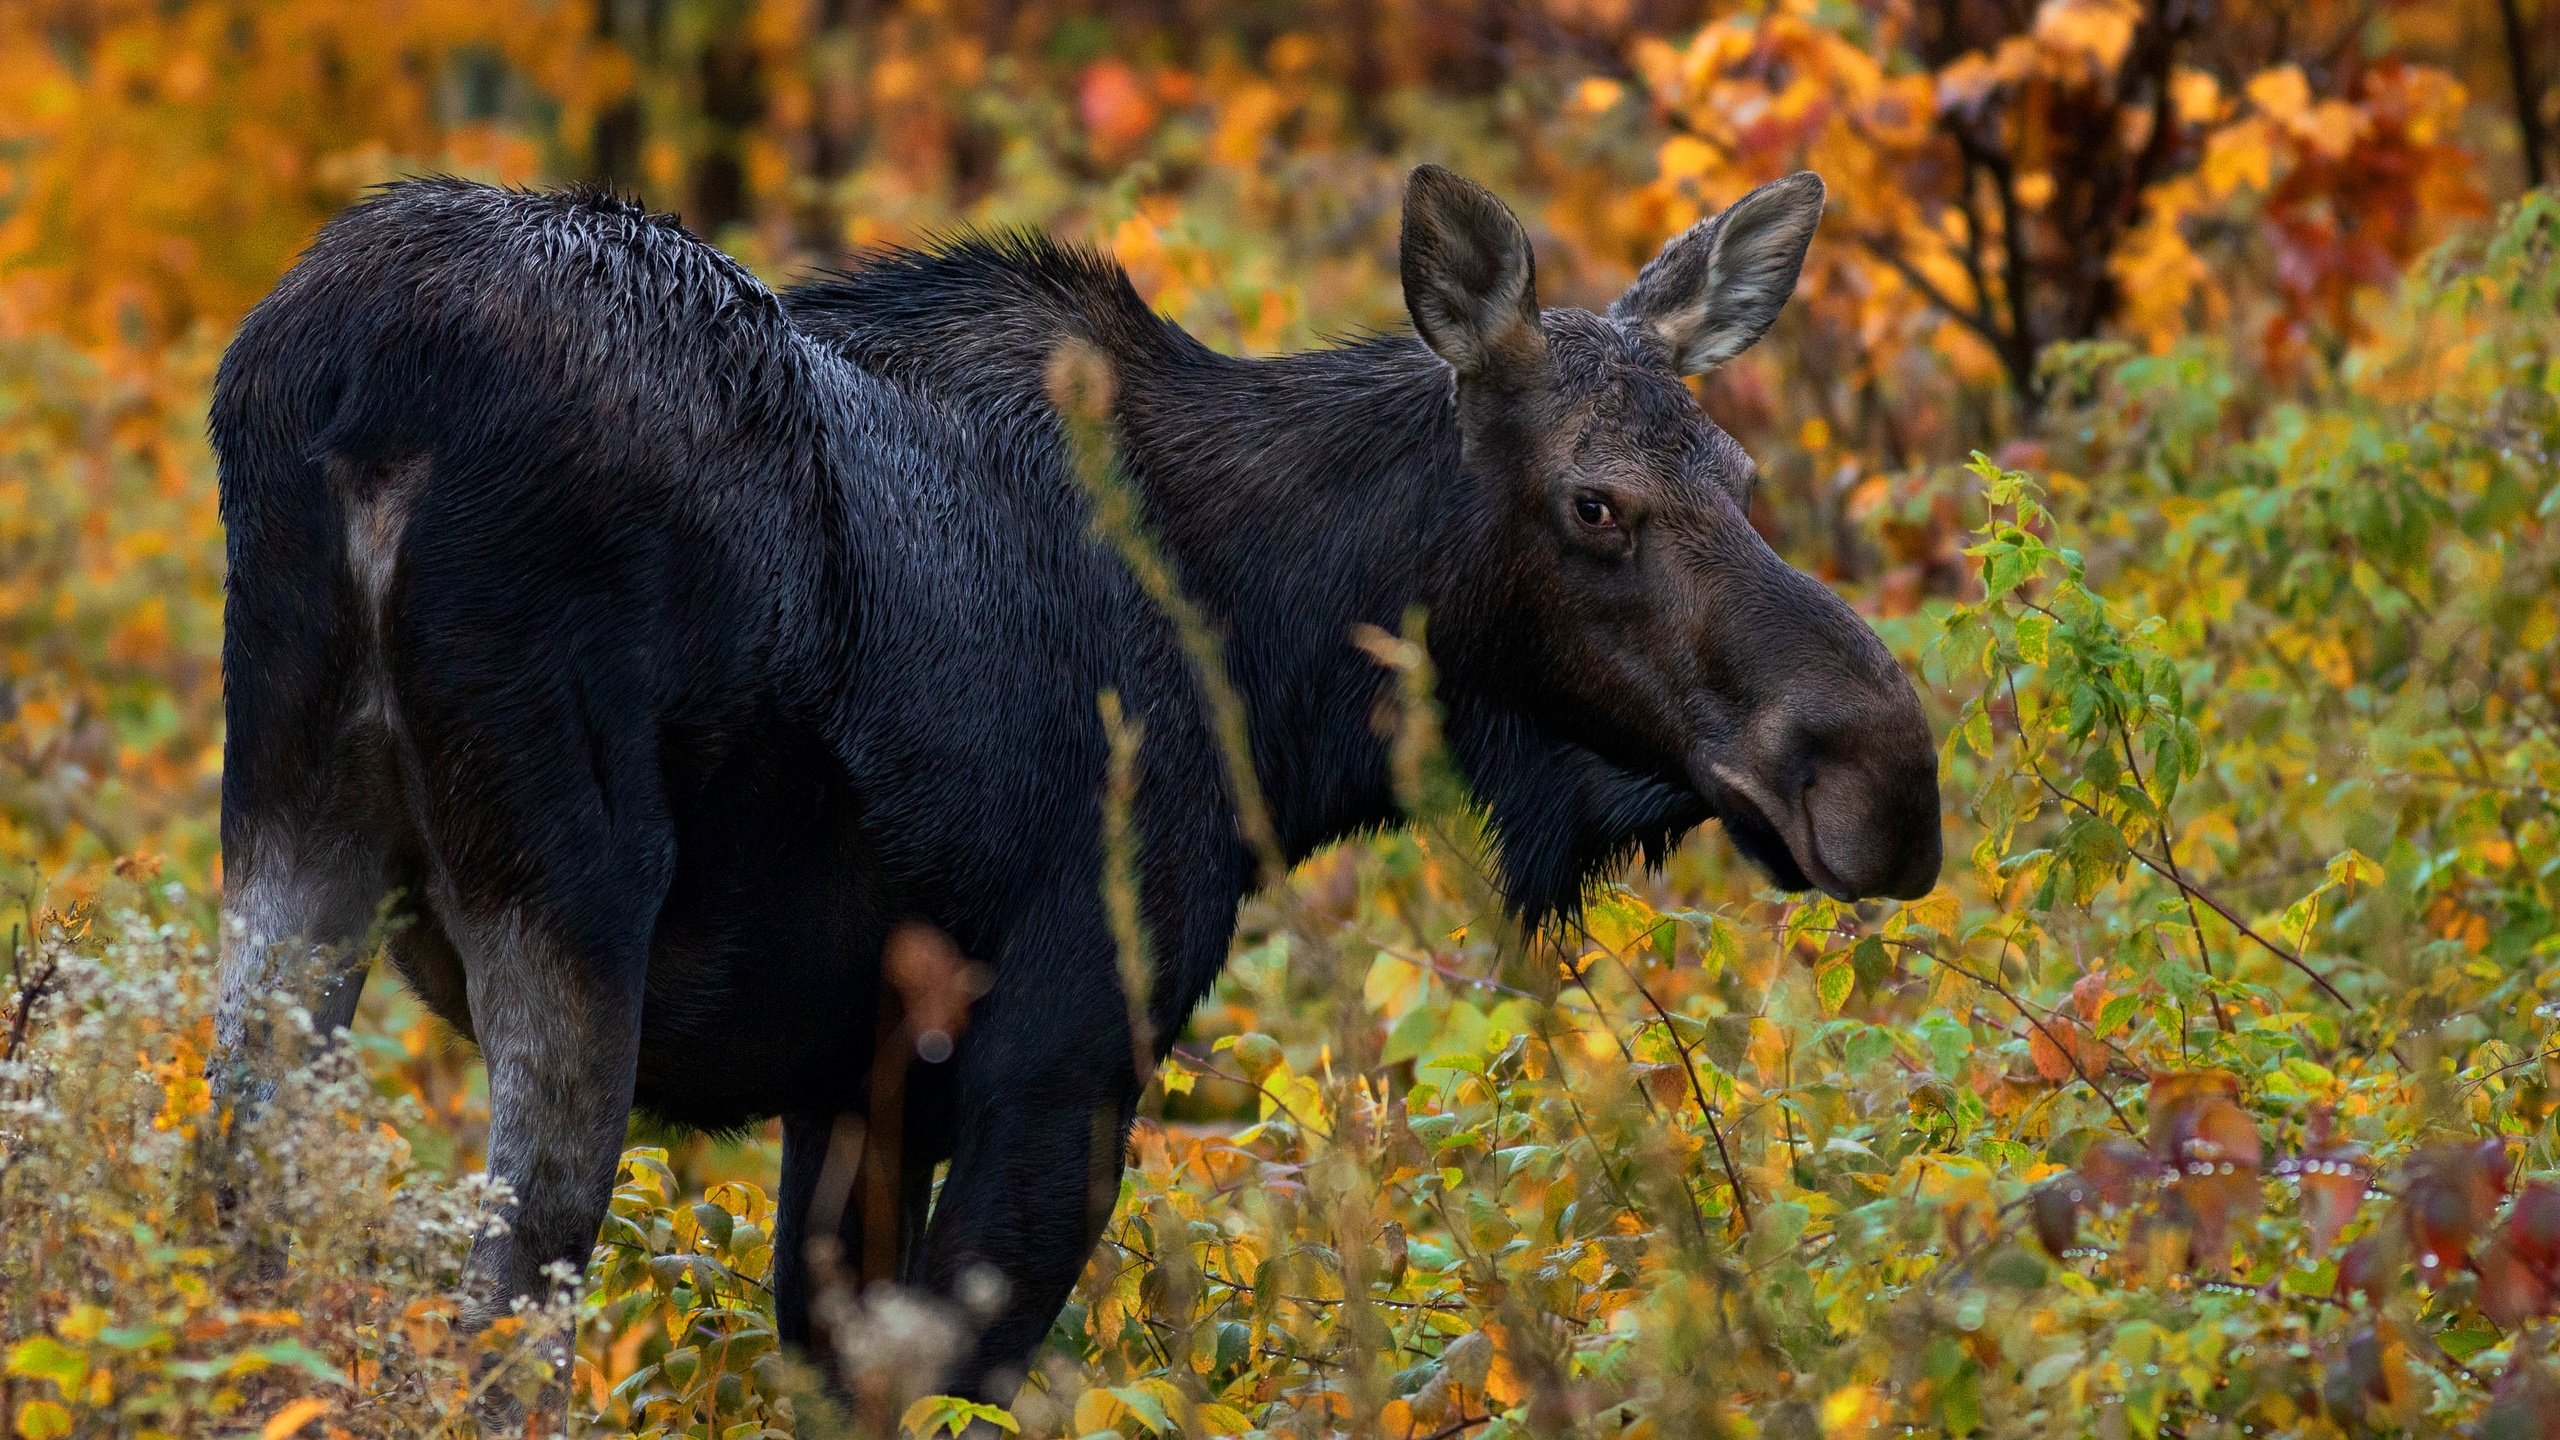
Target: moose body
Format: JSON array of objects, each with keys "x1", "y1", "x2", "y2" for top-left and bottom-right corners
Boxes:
[{"x1": 212, "y1": 170, "x2": 1939, "y2": 1401}]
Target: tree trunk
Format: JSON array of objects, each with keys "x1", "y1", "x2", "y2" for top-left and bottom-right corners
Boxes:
[{"x1": 2494, "y1": 0, "x2": 2549, "y2": 189}]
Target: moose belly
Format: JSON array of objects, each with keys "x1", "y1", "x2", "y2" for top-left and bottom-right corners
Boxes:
[{"x1": 624, "y1": 730, "x2": 893, "y2": 1132}]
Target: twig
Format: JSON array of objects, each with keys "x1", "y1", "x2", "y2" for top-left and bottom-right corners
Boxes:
[
  {"x1": 2010, "y1": 720, "x2": 2354, "y2": 1009},
  {"x1": 1921, "y1": 940, "x2": 2139, "y2": 1136},
  {"x1": 2108, "y1": 713, "x2": 2234, "y2": 1035},
  {"x1": 1164, "y1": 1045, "x2": 1333, "y2": 1140},
  {"x1": 1598, "y1": 940, "x2": 1753, "y2": 1234}
]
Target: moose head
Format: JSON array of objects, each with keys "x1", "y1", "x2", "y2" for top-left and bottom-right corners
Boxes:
[{"x1": 1403, "y1": 166, "x2": 1943, "y2": 903}]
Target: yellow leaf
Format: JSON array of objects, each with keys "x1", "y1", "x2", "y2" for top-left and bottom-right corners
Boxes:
[
  {"x1": 1572, "y1": 77, "x2": 1625, "y2": 114},
  {"x1": 1658, "y1": 135, "x2": 1721, "y2": 183},
  {"x1": 1821, "y1": 1385, "x2": 1887, "y2": 1438},
  {"x1": 1936, "y1": 52, "x2": 2001, "y2": 112},
  {"x1": 2200, "y1": 120, "x2": 2275, "y2": 197},
  {"x1": 1745, "y1": 1017, "x2": 1790, "y2": 1083},
  {"x1": 2298, "y1": 99, "x2": 2367, "y2": 159},
  {"x1": 13, "y1": 1401, "x2": 70, "y2": 1440},
  {"x1": 1586, "y1": 890, "x2": 1661, "y2": 955},
  {"x1": 2171, "y1": 67, "x2": 2222, "y2": 123},
  {"x1": 1482, "y1": 1323, "x2": 1526, "y2": 1407},
  {"x1": 2245, "y1": 65, "x2": 2311, "y2": 123},
  {"x1": 258, "y1": 1399, "x2": 328, "y2": 1440},
  {"x1": 1194, "y1": 1402, "x2": 1254, "y2": 1436},
  {"x1": 1816, "y1": 958, "x2": 1854, "y2": 1017},
  {"x1": 1073, "y1": 1387, "x2": 1127, "y2": 1435},
  {"x1": 2325, "y1": 849, "x2": 2385, "y2": 890},
  {"x1": 1900, "y1": 887, "x2": 1962, "y2": 936},
  {"x1": 2034, "y1": 0, "x2": 2141, "y2": 71}
]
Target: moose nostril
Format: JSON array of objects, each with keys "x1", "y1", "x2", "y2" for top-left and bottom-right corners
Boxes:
[{"x1": 1794, "y1": 719, "x2": 1943, "y2": 900}]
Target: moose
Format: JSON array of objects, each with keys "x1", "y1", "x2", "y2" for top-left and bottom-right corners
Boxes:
[{"x1": 209, "y1": 164, "x2": 1940, "y2": 1404}]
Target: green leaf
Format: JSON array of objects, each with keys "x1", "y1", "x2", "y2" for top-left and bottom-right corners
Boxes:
[
  {"x1": 1815, "y1": 957, "x2": 1854, "y2": 1017},
  {"x1": 2095, "y1": 993, "x2": 2143, "y2": 1038},
  {"x1": 900, "y1": 1396, "x2": 1020, "y2": 1437},
  {"x1": 4, "y1": 1338, "x2": 85, "y2": 1394},
  {"x1": 1850, "y1": 934, "x2": 1890, "y2": 989},
  {"x1": 2015, "y1": 610, "x2": 2053, "y2": 664},
  {"x1": 1110, "y1": 1382, "x2": 1174, "y2": 1434},
  {"x1": 691, "y1": 1201, "x2": 735, "y2": 1248}
]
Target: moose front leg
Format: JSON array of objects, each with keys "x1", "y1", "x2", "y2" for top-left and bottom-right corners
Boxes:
[
  {"x1": 910, "y1": 982, "x2": 1138, "y2": 1404},
  {"x1": 773, "y1": 1109, "x2": 944, "y2": 1374}
]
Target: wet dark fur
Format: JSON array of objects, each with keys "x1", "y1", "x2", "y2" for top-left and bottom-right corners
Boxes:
[{"x1": 214, "y1": 181, "x2": 1836, "y2": 1400}]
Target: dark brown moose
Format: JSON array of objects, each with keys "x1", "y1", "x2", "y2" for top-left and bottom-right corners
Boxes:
[{"x1": 209, "y1": 165, "x2": 1940, "y2": 1405}]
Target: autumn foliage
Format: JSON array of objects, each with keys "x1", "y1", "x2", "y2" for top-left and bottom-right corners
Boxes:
[{"x1": 4, "y1": 0, "x2": 2560, "y2": 1436}]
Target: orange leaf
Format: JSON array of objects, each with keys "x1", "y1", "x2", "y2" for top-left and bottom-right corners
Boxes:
[
  {"x1": 260, "y1": 1399, "x2": 329, "y2": 1440},
  {"x1": 2027, "y1": 1024, "x2": 2077, "y2": 1082},
  {"x1": 1077, "y1": 60, "x2": 1158, "y2": 160},
  {"x1": 2294, "y1": 1143, "x2": 2371, "y2": 1255}
]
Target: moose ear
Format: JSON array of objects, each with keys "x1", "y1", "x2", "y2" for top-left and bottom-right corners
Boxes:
[
  {"x1": 1401, "y1": 165, "x2": 1546, "y2": 380},
  {"x1": 1609, "y1": 171, "x2": 1824, "y2": 375}
]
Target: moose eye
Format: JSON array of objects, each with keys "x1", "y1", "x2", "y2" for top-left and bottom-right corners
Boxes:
[{"x1": 1573, "y1": 494, "x2": 1617, "y2": 530}]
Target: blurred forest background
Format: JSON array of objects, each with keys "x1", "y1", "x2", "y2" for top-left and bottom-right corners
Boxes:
[{"x1": 3, "y1": 0, "x2": 2559, "y2": 1436}]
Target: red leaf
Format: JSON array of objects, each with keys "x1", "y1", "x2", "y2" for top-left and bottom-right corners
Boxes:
[
  {"x1": 2474, "y1": 1235, "x2": 2555, "y2": 1328},
  {"x1": 2076, "y1": 1135, "x2": 2154, "y2": 1208},
  {"x1": 2032, "y1": 1180, "x2": 2084, "y2": 1257},
  {"x1": 2336, "y1": 1233, "x2": 2389, "y2": 1307},
  {"x1": 2401, "y1": 1138, "x2": 2509, "y2": 1282},
  {"x1": 2147, "y1": 1072, "x2": 2262, "y2": 1272},
  {"x1": 2505, "y1": 1181, "x2": 2560, "y2": 1280}
]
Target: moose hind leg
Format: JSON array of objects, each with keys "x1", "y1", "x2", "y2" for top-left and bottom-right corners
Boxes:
[
  {"x1": 449, "y1": 906, "x2": 652, "y2": 1325},
  {"x1": 213, "y1": 822, "x2": 389, "y2": 1123},
  {"x1": 774, "y1": 1110, "x2": 858, "y2": 1355}
]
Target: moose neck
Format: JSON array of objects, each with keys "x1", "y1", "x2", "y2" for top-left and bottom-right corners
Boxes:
[{"x1": 1111, "y1": 335, "x2": 1474, "y2": 865}]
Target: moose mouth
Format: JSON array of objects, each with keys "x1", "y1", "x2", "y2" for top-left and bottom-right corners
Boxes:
[{"x1": 1695, "y1": 761, "x2": 1850, "y2": 901}]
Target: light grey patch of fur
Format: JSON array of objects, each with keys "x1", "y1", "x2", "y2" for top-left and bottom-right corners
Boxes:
[
  {"x1": 448, "y1": 910, "x2": 641, "y2": 1330},
  {"x1": 1609, "y1": 171, "x2": 1826, "y2": 375},
  {"x1": 212, "y1": 832, "x2": 381, "y2": 1114},
  {"x1": 334, "y1": 454, "x2": 426, "y2": 726}
]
